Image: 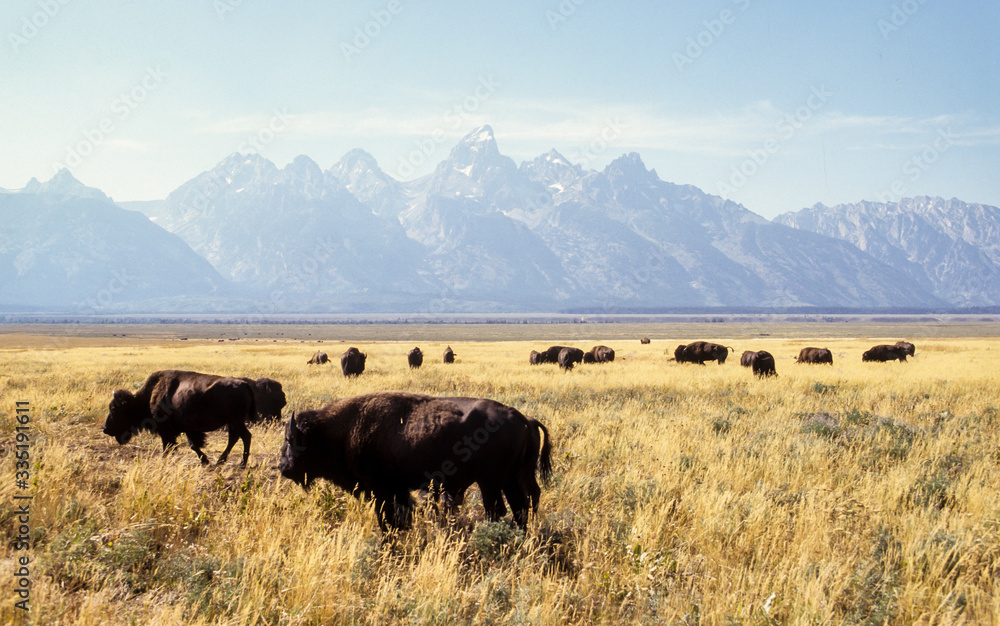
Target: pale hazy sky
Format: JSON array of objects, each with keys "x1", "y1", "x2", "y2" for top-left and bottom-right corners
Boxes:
[{"x1": 2, "y1": 1, "x2": 998, "y2": 217}]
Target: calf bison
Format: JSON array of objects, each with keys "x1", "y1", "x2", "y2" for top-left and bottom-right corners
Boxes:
[
  {"x1": 557, "y1": 347, "x2": 585, "y2": 370},
  {"x1": 863, "y1": 344, "x2": 910, "y2": 362},
  {"x1": 279, "y1": 391, "x2": 553, "y2": 531},
  {"x1": 583, "y1": 345, "x2": 615, "y2": 364},
  {"x1": 743, "y1": 350, "x2": 777, "y2": 377},
  {"x1": 407, "y1": 347, "x2": 423, "y2": 369},
  {"x1": 795, "y1": 347, "x2": 833, "y2": 365},
  {"x1": 103, "y1": 370, "x2": 254, "y2": 466},
  {"x1": 307, "y1": 351, "x2": 329, "y2": 365},
  {"x1": 673, "y1": 341, "x2": 733, "y2": 365},
  {"x1": 241, "y1": 377, "x2": 287, "y2": 423},
  {"x1": 443, "y1": 346, "x2": 455, "y2": 363},
  {"x1": 895, "y1": 341, "x2": 916, "y2": 357},
  {"x1": 341, "y1": 347, "x2": 367, "y2": 377}
]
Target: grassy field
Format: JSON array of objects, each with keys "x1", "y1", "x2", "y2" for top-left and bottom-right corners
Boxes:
[{"x1": 1, "y1": 324, "x2": 999, "y2": 624}]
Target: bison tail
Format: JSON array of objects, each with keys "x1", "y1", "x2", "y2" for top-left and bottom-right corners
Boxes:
[{"x1": 536, "y1": 422, "x2": 553, "y2": 482}]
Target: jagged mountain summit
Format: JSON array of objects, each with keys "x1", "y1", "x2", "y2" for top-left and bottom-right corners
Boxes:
[{"x1": 775, "y1": 197, "x2": 1000, "y2": 306}]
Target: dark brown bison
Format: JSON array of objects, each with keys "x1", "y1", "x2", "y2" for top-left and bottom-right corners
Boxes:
[
  {"x1": 673, "y1": 341, "x2": 733, "y2": 365},
  {"x1": 640, "y1": 337, "x2": 651, "y2": 345},
  {"x1": 863, "y1": 344, "x2": 909, "y2": 362},
  {"x1": 443, "y1": 346, "x2": 455, "y2": 363},
  {"x1": 583, "y1": 345, "x2": 615, "y2": 363},
  {"x1": 103, "y1": 370, "x2": 254, "y2": 466},
  {"x1": 795, "y1": 347, "x2": 833, "y2": 365},
  {"x1": 341, "y1": 347, "x2": 366, "y2": 377},
  {"x1": 241, "y1": 377, "x2": 286, "y2": 423},
  {"x1": 744, "y1": 351, "x2": 777, "y2": 377},
  {"x1": 895, "y1": 341, "x2": 916, "y2": 357},
  {"x1": 307, "y1": 351, "x2": 329, "y2": 365},
  {"x1": 407, "y1": 347, "x2": 423, "y2": 369},
  {"x1": 538, "y1": 345, "x2": 573, "y2": 364},
  {"x1": 557, "y1": 347, "x2": 585, "y2": 370},
  {"x1": 279, "y1": 391, "x2": 553, "y2": 531}
]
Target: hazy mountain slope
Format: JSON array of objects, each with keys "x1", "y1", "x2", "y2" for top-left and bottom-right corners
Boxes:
[{"x1": 775, "y1": 197, "x2": 1000, "y2": 306}]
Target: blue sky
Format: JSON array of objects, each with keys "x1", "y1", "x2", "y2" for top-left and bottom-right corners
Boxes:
[{"x1": 2, "y1": 1, "x2": 997, "y2": 218}]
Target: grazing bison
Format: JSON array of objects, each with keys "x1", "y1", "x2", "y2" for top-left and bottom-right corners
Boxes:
[
  {"x1": 863, "y1": 344, "x2": 910, "y2": 362},
  {"x1": 529, "y1": 350, "x2": 544, "y2": 365},
  {"x1": 895, "y1": 341, "x2": 916, "y2": 357},
  {"x1": 341, "y1": 347, "x2": 367, "y2": 377},
  {"x1": 673, "y1": 341, "x2": 733, "y2": 365},
  {"x1": 241, "y1": 377, "x2": 286, "y2": 423},
  {"x1": 279, "y1": 391, "x2": 553, "y2": 531},
  {"x1": 795, "y1": 347, "x2": 833, "y2": 365},
  {"x1": 103, "y1": 370, "x2": 254, "y2": 466},
  {"x1": 407, "y1": 347, "x2": 423, "y2": 369},
  {"x1": 557, "y1": 347, "x2": 585, "y2": 370},
  {"x1": 538, "y1": 345, "x2": 573, "y2": 364},
  {"x1": 443, "y1": 346, "x2": 455, "y2": 363},
  {"x1": 583, "y1": 345, "x2": 615, "y2": 364},
  {"x1": 307, "y1": 351, "x2": 329, "y2": 365},
  {"x1": 744, "y1": 351, "x2": 777, "y2": 377},
  {"x1": 640, "y1": 337, "x2": 651, "y2": 345}
]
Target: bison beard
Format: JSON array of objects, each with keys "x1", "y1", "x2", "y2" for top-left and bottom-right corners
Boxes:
[
  {"x1": 102, "y1": 370, "x2": 254, "y2": 466},
  {"x1": 279, "y1": 392, "x2": 553, "y2": 532}
]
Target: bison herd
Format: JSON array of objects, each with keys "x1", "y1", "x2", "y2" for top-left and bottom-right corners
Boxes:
[{"x1": 102, "y1": 337, "x2": 915, "y2": 532}]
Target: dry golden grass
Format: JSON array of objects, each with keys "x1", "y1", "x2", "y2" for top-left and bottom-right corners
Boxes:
[{"x1": 1, "y1": 327, "x2": 999, "y2": 624}]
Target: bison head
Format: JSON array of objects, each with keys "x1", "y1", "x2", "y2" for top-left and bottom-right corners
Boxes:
[
  {"x1": 279, "y1": 412, "x2": 311, "y2": 490},
  {"x1": 103, "y1": 389, "x2": 145, "y2": 445},
  {"x1": 253, "y1": 378, "x2": 287, "y2": 419}
]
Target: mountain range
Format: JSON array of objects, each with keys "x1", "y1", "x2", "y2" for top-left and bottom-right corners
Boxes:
[{"x1": 3, "y1": 125, "x2": 998, "y2": 313}]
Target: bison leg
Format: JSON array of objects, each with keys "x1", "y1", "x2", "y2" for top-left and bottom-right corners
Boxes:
[
  {"x1": 502, "y1": 481, "x2": 531, "y2": 528},
  {"x1": 217, "y1": 424, "x2": 252, "y2": 466},
  {"x1": 182, "y1": 431, "x2": 210, "y2": 465},
  {"x1": 480, "y1": 484, "x2": 508, "y2": 522}
]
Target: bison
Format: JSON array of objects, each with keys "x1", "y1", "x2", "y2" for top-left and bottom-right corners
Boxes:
[
  {"x1": 407, "y1": 347, "x2": 423, "y2": 369},
  {"x1": 241, "y1": 377, "x2": 287, "y2": 423},
  {"x1": 743, "y1": 351, "x2": 777, "y2": 377},
  {"x1": 557, "y1": 347, "x2": 585, "y2": 370},
  {"x1": 443, "y1": 346, "x2": 456, "y2": 363},
  {"x1": 307, "y1": 351, "x2": 329, "y2": 365},
  {"x1": 640, "y1": 337, "x2": 651, "y2": 345},
  {"x1": 863, "y1": 344, "x2": 910, "y2": 362},
  {"x1": 537, "y1": 345, "x2": 573, "y2": 364},
  {"x1": 895, "y1": 341, "x2": 916, "y2": 357},
  {"x1": 529, "y1": 350, "x2": 544, "y2": 365},
  {"x1": 341, "y1": 347, "x2": 367, "y2": 377},
  {"x1": 795, "y1": 347, "x2": 833, "y2": 365},
  {"x1": 279, "y1": 391, "x2": 553, "y2": 531},
  {"x1": 583, "y1": 345, "x2": 615, "y2": 364},
  {"x1": 673, "y1": 341, "x2": 733, "y2": 365},
  {"x1": 103, "y1": 370, "x2": 254, "y2": 466}
]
